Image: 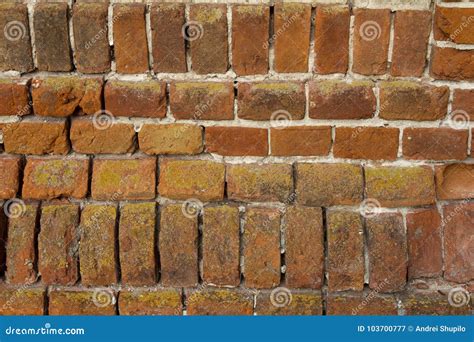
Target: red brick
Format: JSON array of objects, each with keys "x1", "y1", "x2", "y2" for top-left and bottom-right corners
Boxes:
[
  {"x1": 403, "y1": 293, "x2": 471, "y2": 315},
  {"x1": 49, "y1": 288, "x2": 116, "y2": 315},
  {"x1": 443, "y1": 202, "x2": 474, "y2": 283},
  {"x1": 79, "y1": 205, "x2": 117, "y2": 286},
  {"x1": 3, "y1": 119, "x2": 69, "y2": 155},
  {"x1": 187, "y1": 289, "x2": 253, "y2": 315},
  {"x1": 353, "y1": 9, "x2": 391, "y2": 75},
  {"x1": 202, "y1": 205, "x2": 240, "y2": 286},
  {"x1": 379, "y1": 81, "x2": 449, "y2": 121},
  {"x1": 232, "y1": 5, "x2": 269, "y2": 75},
  {"x1": 452, "y1": 89, "x2": 474, "y2": 120},
  {"x1": 104, "y1": 80, "x2": 166, "y2": 118},
  {"x1": 38, "y1": 204, "x2": 80, "y2": 285},
  {"x1": 138, "y1": 124, "x2": 202, "y2": 155},
  {"x1": 256, "y1": 290, "x2": 322, "y2": 315},
  {"x1": 431, "y1": 47, "x2": 474, "y2": 81},
  {"x1": 0, "y1": 4, "x2": 34, "y2": 72},
  {"x1": 309, "y1": 80, "x2": 375, "y2": 119},
  {"x1": 327, "y1": 294, "x2": 398, "y2": 315},
  {"x1": 296, "y1": 163, "x2": 363, "y2": 206},
  {"x1": 92, "y1": 158, "x2": 156, "y2": 201},
  {"x1": 237, "y1": 82, "x2": 305, "y2": 121},
  {"x1": 0, "y1": 285, "x2": 45, "y2": 315},
  {"x1": 0, "y1": 207, "x2": 5, "y2": 275},
  {"x1": 366, "y1": 212, "x2": 407, "y2": 293},
  {"x1": 435, "y1": 163, "x2": 474, "y2": 200},
  {"x1": 406, "y1": 208, "x2": 443, "y2": 279},
  {"x1": 365, "y1": 166, "x2": 435, "y2": 207},
  {"x1": 23, "y1": 158, "x2": 89, "y2": 200},
  {"x1": 243, "y1": 207, "x2": 281, "y2": 289},
  {"x1": 71, "y1": 118, "x2": 135, "y2": 154},
  {"x1": 434, "y1": 6, "x2": 474, "y2": 44},
  {"x1": 169, "y1": 82, "x2": 234, "y2": 120},
  {"x1": 151, "y1": 3, "x2": 186, "y2": 73},
  {"x1": 119, "y1": 203, "x2": 156, "y2": 286},
  {"x1": 189, "y1": 4, "x2": 228, "y2": 74},
  {"x1": 119, "y1": 288, "x2": 182, "y2": 315},
  {"x1": 160, "y1": 204, "x2": 198, "y2": 287},
  {"x1": 113, "y1": 4, "x2": 148, "y2": 74},
  {"x1": 158, "y1": 159, "x2": 225, "y2": 201},
  {"x1": 226, "y1": 163, "x2": 293, "y2": 203},
  {"x1": 334, "y1": 127, "x2": 399, "y2": 160},
  {"x1": 6, "y1": 203, "x2": 38, "y2": 284},
  {"x1": 0, "y1": 156, "x2": 21, "y2": 199},
  {"x1": 274, "y1": 4, "x2": 311, "y2": 73},
  {"x1": 270, "y1": 126, "x2": 332, "y2": 156},
  {"x1": 403, "y1": 128, "x2": 468, "y2": 160},
  {"x1": 0, "y1": 80, "x2": 30, "y2": 116},
  {"x1": 314, "y1": 6, "x2": 350, "y2": 74},
  {"x1": 285, "y1": 206, "x2": 324, "y2": 289},
  {"x1": 327, "y1": 210, "x2": 364, "y2": 291},
  {"x1": 392, "y1": 11, "x2": 431, "y2": 77},
  {"x1": 73, "y1": 3, "x2": 111, "y2": 73},
  {"x1": 205, "y1": 127, "x2": 268, "y2": 156}
]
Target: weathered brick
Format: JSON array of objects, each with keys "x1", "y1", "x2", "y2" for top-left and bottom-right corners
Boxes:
[
  {"x1": 243, "y1": 207, "x2": 280, "y2": 289},
  {"x1": 138, "y1": 124, "x2": 202, "y2": 155},
  {"x1": 49, "y1": 288, "x2": 116, "y2": 315},
  {"x1": 187, "y1": 289, "x2": 253, "y2": 315},
  {"x1": 73, "y1": 3, "x2": 111, "y2": 73},
  {"x1": 327, "y1": 294, "x2": 398, "y2": 315},
  {"x1": 3, "y1": 119, "x2": 69, "y2": 155},
  {"x1": 70, "y1": 118, "x2": 135, "y2": 154},
  {"x1": 0, "y1": 156, "x2": 21, "y2": 199},
  {"x1": 113, "y1": 4, "x2": 148, "y2": 74},
  {"x1": 0, "y1": 207, "x2": 6, "y2": 275},
  {"x1": 38, "y1": 204, "x2": 80, "y2": 285},
  {"x1": 119, "y1": 203, "x2": 156, "y2": 286},
  {"x1": 0, "y1": 286, "x2": 45, "y2": 315},
  {"x1": 170, "y1": 82, "x2": 233, "y2": 120},
  {"x1": 452, "y1": 89, "x2": 474, "y2": 120},
  {"x1": 366, "y1": 213, "x2": 407, "y2": 292},
  {"x1": 0, "y1": 4, "x2": 34, "y2": 72},
  {"x1": 0, "y1": 80, "x2": 30, "y2": 116},
  {"x1": 79, "y1": 205, "x2": 117, "y2": 286},
  {"x1": 443, "y1": 202, "x2": 473, "y2": 283},
  {"x1": 34, "y1": 3, "x2": 72, "y2": 72},
  {"x1": 160, "y1": 204, "x2": 198, "y2": 287},
  {"x1": 435, "y1": 163, "x2": 474, "y2": 200},
  {"x1": 6, "y1": 203, "x2": 38, "y2": 284},
  {"x1": 237, "y1": 82, "x2": 305, "y2": 121},
  {"x1": 309, "y1": 80, "x2": 375, "y2": 119},
  {"x1": 92, "y1": 158, "x2": 156, "y2": 200},
  {"x1": 406, "y1": 208, "x2": 443, "y2": 279},
  {"x1": 23, "y1": 158, "x2": 89, "y2": 200},
  {"x1": 285, "y1": 206, "x2": 324, "y2": 289},
  {"x1": 232, "y1": 5, "x2": 269, "y2": 75},
  {"x1": 274, "y1": 4, "x2": 311, "y2": 73},
  {"x1": 256, "y1": 290, "x2": 322, "y2": 315},
  {"x1": 119, "y1": 288, "x2": 182, "y2": 315},
  {"x1": 353, "y1": 9, "x2": 391, "y2": 75},
  {"x1": 189, "y1": 4, "x2": 228, "y2": 74},
  {"x1": 391, "y1": 10, "x2": 431, "y2": 77},
  {"x1": 327, "y1": 210, "x2": 364, "y2": 291},
  {"x1": 434, "y1": 6, "x2": 474, "y2": 44},
  {"x1": 314, "y1": 6, "x2": 350, "y2": 74},
  {"x1": 296, "y1": 163, "x2": 363, "y2": 206},
  {"x1": 32, "y1": 77, "x2": 102, "y2": 117},
  {"x1": 206, "y1": 127, "x2": 268, "y2": 156},
  {"x1": 431, "y1": 47, "x2": 474, "y2": 81},
  {"x1": 379, "y1": 82, "x2": 449, "y2": 121},
  {"x1": 403, "y1": 128, "x2": 468, "y2": 160},
  {"x1": 104, "y1": 80, "x2": 166, "y2": 118},
  {"x1": 158, "y1": 159, "x2": 224, "y2": 201},
  {"x1": 365, "y1": 166, "x2": 436, "y2": 207},
  {"x1": 403, "y1": 293, "x2": 471, "y2": 315},
  {"x1": 227, "y1": 163, "x2": 293, "y2": 203},
  {"x1": 270, "y1": 126, "x2": 332, "y2": 156},
  {"x1": 202, "y1": 205, "x2": 240, "y2": 286},
  {"x1": 151, "y1": 3, "x2": 186, "y2": 73},
  {"x1": 334, "y1": 127, "x2": 399, "y2": 160}
]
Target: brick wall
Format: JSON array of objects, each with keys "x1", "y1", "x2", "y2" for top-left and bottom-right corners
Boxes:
[{"x1": 0, "y1": 0, "x2": 472, "y2": 316}]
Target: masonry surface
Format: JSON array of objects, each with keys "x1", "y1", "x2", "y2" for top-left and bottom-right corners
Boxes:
[{"x1": 0, "y1": 0, "x2": 472, "y2": 316}]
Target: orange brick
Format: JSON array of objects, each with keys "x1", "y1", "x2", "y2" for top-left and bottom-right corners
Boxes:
[
  {"x1": 206, "y1": 127, "x2": 268, "y2": 156},
  {"x1": 49, "y1": 288, "x2": 116, "y2": 315},
  {"x1": 119, "y1": 288, "x2": 182, "y2": 315},
  {"x1": 435, "y1": 163, "x2": 474, "y2": 200},
  {"x1": 0, "y1": 156, "x2": 21, "y2": 199},
  {"x1": 270, "y1": 126, "x2": 332, "y2": 156}
]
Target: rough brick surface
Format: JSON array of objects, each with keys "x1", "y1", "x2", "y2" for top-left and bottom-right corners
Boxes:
[
  {"x1": 0, "y1": 285, "x2": 45, "y2": 315},
  {"x1": 256, "y1": 290, "x2": 322, "y2": 315},
  {"x1": 206, "y1": 127, "x2": 268, "y2": 156},
  {"x1": 138, "y1": 124, "x2": 202, "y2": 155},
  {"x1": 0, "y1": 156, "x2": 21, "y2": 199},
  {"x1": 402, "y1": 293, "x2": 471, "y2": 315},
  {"x1": 327, "y1": 294, "x2": 398, "y2": 315},
  {"x1": 270, "y1": 126, "x2": 332, "y2": 156},
  {"x1": 187, "y1": 289, "x2": 253, "y2": 315},
  {"x1": 431, "y1": 47, "x2": 474, "y2": 80},
  {"x1": 49, "y1": 288, "x2": 116, "y2": 315},
  {"x1": 0, "y1": 80, "x2": 30, "y2": 116},
  {"x1": 435, "y1": 163, "x2": 474, "y2": 200},
  {"x1": 434, "y1": 6, "x2": 474, "y2": 44},
  {"x1": 452, "y1": 89, "x2": 474, "y2": 120},
  {"x1": 119, "y1": 288, "x2": 182, "y2": 315}
]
